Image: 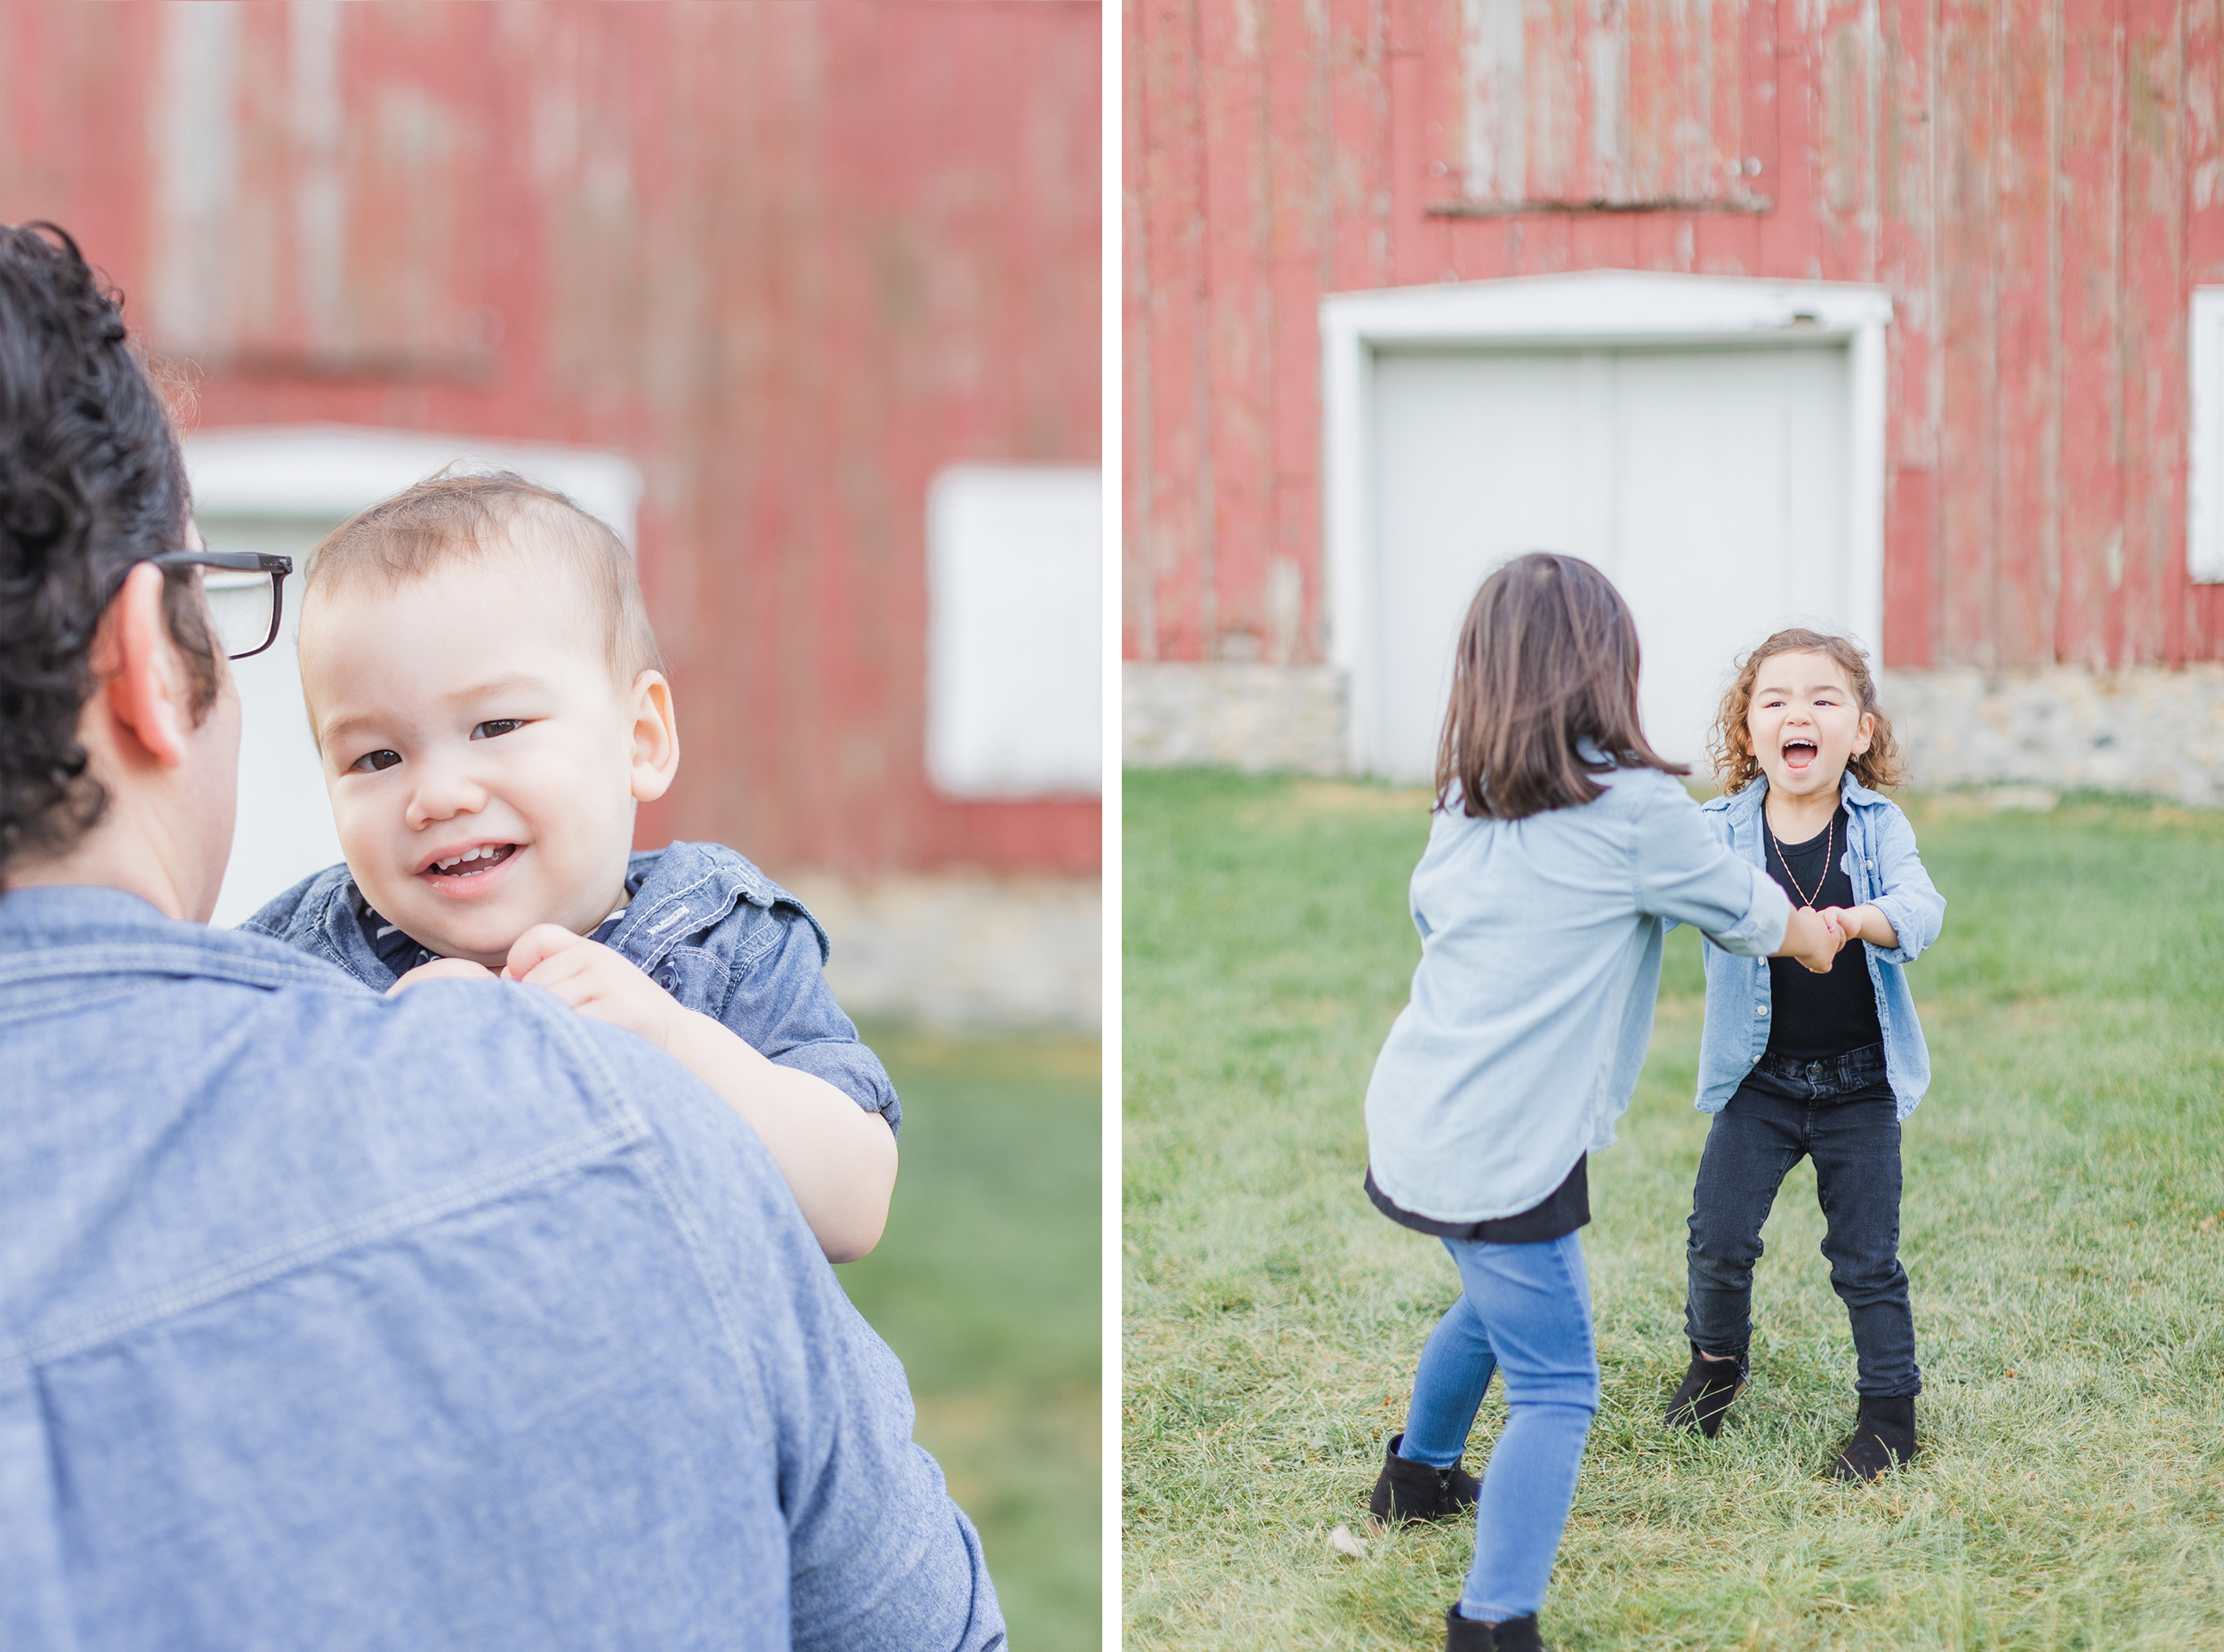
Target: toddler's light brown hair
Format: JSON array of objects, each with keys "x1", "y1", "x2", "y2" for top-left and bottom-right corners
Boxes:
[
  {"x1": 303, "y1": 469, "x2": 661, "y2": 686},
  {"x1": 1709, "y1": 628, "x2": 1906, "y2": 794}
]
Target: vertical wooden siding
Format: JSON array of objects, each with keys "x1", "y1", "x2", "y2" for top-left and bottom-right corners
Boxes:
[
  {"x1": 1452, "y1": 0, "x2": 1765, "y2": 210},
  {"x1": 0, "y1": 0, "x2": 1102, "y2": 875},
  {"x1": 1125, "y1": 0, "x2": 2224, "y2": 669}
]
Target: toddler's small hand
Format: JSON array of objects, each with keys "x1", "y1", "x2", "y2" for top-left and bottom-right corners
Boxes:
[
  {"x1": 388, "y1": 957, "x2": 496, "y2": 995},
  {"x1": 1786, "y1": 906, "x2": 1842, "y2": 974},
  {"x1": 506, "y1": 923, "x2": 679, "y2": 1046}
]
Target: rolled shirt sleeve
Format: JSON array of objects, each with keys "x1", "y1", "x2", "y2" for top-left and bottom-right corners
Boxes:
[
  {"x1": 1862, "y1": 802, "x2": 1946, "y2": 965},
  {"x1": 720, "y1": 915, "x2": 903, "y2": 1137},
  {"x1": 1635, "y1": 784, "x2": 1793, "y2": 956}
]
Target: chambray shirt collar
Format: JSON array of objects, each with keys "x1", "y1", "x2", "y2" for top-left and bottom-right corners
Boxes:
[
  {"x1": 1708, "y1": 769, "x2": 1886, "y2": 826},
  {"x1": 307, "y1": 840, "x2": 827, "y2": 990}
]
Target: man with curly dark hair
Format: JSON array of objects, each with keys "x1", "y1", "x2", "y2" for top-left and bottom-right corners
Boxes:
[
  {"x1": 0, "y1": 223, "x2": 1004, "y2": 1651},
  {"x1": 0, "y1": 225, "x2": 224, "y2": 877}
]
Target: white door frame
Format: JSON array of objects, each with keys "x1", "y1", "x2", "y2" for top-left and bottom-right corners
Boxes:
[
  {"x1": 185, "y1": 423, "x2": 643, "y2": 547},
  {"x1": 1318, "y1": 270, "x2": 1893, "y2": 775}
]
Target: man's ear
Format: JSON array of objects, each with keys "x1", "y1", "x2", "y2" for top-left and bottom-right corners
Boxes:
[
  {"x1": 628, "y1": 670, "x2": 681, "y2": 802},
  {"x1": 99, "y1": 563, "x2": 200, "y2": 770}
]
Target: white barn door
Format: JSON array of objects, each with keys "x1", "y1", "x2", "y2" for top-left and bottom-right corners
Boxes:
[{"x1": 1367, "y1": 342, "x2": 1851, "y2": 780}]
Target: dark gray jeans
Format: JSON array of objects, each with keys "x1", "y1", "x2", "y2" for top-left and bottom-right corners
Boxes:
[{"x1": 1683, "y1": 1044, "x2": 1922, "y2": 1398}]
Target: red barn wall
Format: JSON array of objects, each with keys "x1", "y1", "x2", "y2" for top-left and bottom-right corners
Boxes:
[
  {"x1": 2, "y1": 0, "x2": 1101, "y2": 877},
  {"x1": 1125, "y1": 0, "x2": 2224, "y2": 672}
]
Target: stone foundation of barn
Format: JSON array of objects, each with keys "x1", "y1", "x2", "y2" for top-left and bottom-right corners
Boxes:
[
  {"x1": 782, "y1": 873, "x2": 1101, "y2": 1031},
  {"x1": 1123, "y1": 662, "x2": 2224, "y2": 809}
]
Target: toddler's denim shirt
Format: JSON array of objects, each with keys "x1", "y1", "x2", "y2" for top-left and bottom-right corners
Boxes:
[{"x1": 244, "y1": 839, "x2": 900, "y2": 1136}]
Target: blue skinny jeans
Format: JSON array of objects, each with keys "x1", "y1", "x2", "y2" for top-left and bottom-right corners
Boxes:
[{"x1": 1398, "y1": 1230, "x2": 1601, "y2": 1624}]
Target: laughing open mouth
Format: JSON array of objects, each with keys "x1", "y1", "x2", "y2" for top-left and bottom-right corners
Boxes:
[
  {"x1": 427, "y1": 843, "x2": 520, "y2": 876},
  {"x1": 1781, "y1": 738, "x2": 1820, "y2": 772}
]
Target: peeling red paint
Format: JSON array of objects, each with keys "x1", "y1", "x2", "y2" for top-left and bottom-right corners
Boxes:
[
  {"x1": 1126, "y1": 0, "x2": 2224, "y2": 669},
  {"x1": 3, "y1": 1, "x2": 1101, "y2": 875}
]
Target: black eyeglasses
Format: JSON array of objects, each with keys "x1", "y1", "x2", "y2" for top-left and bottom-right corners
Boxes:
[{"x1": 139, "y1": 551, "x2": 296, "y2": 660}]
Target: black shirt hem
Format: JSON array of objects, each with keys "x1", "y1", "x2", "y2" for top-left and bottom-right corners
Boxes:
[{"x1": 1364, "y1": 1155, "x2": 1590, "y2": 1244}]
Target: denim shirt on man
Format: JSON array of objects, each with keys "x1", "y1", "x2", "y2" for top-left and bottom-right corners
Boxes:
[
  {"x1": 1365, "y1": 765, "x2": 1793, "y2": 1226},
  {"x1": 0, "y1": 887, "x2": 1000, "y2": 1651},
  {"x1": 243, "y1": 839, "x2": 900, "y2": 1136},
  {"x1": 1688, "y1": 773, "x2": 1946, "y2": 1120}
]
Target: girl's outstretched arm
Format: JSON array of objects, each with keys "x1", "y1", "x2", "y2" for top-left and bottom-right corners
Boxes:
[
  {"x1": 1818, "y1": 904, "x2": 1898, "y2": 948},
  {"x1": 1633, "y1": 781, "x2": 1792, "y2": 955}
]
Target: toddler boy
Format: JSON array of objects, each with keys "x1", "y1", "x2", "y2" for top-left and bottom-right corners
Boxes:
[{"x1": 245, "y1": 471, "x2": 898, "y2": 1261}]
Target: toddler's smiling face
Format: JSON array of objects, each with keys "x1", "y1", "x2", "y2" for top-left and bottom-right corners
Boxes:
[
  {"x1": 1744, "y1": 648, "x2": 1875, "y2": 807},
  {"x1": 300, "y1": 541, "x2": 673, "y2": 970}
]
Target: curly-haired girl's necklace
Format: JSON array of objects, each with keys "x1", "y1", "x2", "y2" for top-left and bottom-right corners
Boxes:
[{"x1": 1768, "y1": 811, "x2": 1833, "y2": 907}]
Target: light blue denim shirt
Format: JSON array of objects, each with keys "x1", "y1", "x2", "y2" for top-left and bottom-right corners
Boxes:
[
  {"x1": 1688, "y1": 773, "x2": 1946, "y2": 1120},
  {"x1": 0, "y1": 886, "x2": 1003, "y2": 1652},
  {"x1": 1365, "y1": 766, "x2": 1793, "y2": 1225}
]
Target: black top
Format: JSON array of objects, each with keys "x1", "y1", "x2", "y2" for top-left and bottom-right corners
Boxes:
[
  {"x1": 1761, "y1": 802, "x2": 1883, "y2": 1061},
  {"x1": 1366, "y1": 1154, "x2": 1589, "y2": 1243}
]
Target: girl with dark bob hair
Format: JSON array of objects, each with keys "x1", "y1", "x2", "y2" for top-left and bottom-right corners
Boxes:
[{"x1": 1359, "y1": 554, "x2": 1845, "y2": 1652}]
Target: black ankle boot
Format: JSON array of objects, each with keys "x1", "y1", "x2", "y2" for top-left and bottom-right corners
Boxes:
[
  {"x1": 1663, "y1": 1342, "x2": 1746, "y2": 1438},
  {"x1": 1370, "y1": 1433, "x2": 1480, "y2": 1527},
  {"x1": 1441, "y1": 1607, "x2": 1546, "y2": 1651},
  {"x1": 1832, "y1": 1394, "x2": 1918, "y2": 1480}
]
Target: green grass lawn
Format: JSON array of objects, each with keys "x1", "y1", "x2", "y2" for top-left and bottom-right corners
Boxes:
[
  {"x1": 1123, "y1": 770, "x2": 2224, "y2": 1651},
  {"x1": 839, "y1": 1025, "x2": 1102, "y2": 1649}
]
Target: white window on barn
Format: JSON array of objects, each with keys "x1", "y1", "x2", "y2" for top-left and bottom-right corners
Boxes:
[
  {"x1": 926, "y1": 466, "x2": 1104, "y2": 800},
  {"x1": 184, "y1": 425, "x2": 641, "y2": 927},
  {"x1": 2187, "y1": 289, "x2": 2224, "y2": 584}
]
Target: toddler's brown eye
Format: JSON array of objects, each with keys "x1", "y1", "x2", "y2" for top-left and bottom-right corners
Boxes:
[
  {"x1": 351, "y1": 750, "x2": 401, "y2": 773},
  {"x1": 472, "y1": 719, "x2": 525, "y2": 739}
]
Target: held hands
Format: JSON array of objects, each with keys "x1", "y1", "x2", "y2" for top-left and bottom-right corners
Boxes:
[
  {"x1": 1781, "y1": 905, "x2": 1849, "y2": 974},
  {"x1": 388, "y1": 924, "x2": 681, "y2": 1048}
]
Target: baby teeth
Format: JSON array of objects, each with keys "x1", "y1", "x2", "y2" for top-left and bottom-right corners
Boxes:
[{"x1": 434, "y1": 846, "x2": 499, "y2": 870}]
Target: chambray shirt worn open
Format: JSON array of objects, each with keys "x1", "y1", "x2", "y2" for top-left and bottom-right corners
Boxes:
[
  {"x1": 1687, "y1": 773, "x2": 1946, "y2": 1120},
  {"x1": 243, "y1": 840, "x2": 901, "y2": 1136},
  {"x1": 0, "y1": 887, "x2": 1003, "y2": 1652},
  {"x1": 1365, "y1": 766, "x2": 1793, "y2": 1226}
]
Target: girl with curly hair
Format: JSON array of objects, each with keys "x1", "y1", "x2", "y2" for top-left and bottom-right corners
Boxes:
[{"x1": 1663, "y1": 629, "x2": 1947, "y2": 1481}]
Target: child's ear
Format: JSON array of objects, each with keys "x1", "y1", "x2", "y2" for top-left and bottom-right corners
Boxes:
[
  {"x1": 1852, "y1": 710, "x2": 1875, "y2": 756},
  {"x1": 627, "y1": 670, "x2": 680, "y2": 802}
]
